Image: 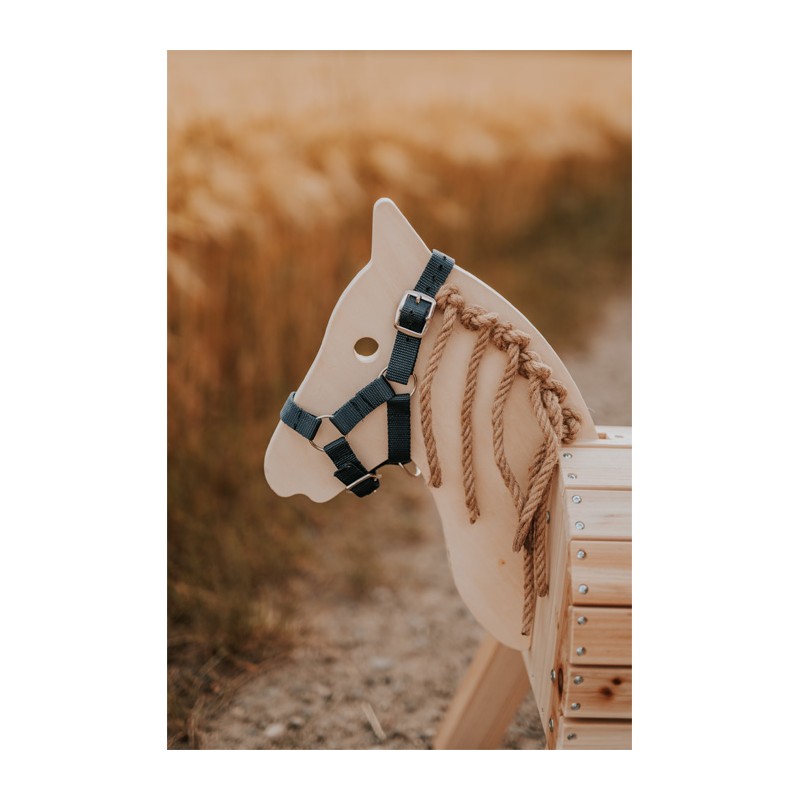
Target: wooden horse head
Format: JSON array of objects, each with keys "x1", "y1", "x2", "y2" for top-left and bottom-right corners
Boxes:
[{"x1": 265, "y1": 198, "x2": 597, "y2": 651}]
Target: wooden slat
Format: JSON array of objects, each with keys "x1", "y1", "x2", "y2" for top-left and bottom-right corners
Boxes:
[
  {"x1": 434, "y1": 636, "x2": 531, "y2": 750},
  {"x1": 568, "y1": 606, "x2": 631, "y2": 666},
  {"x1": 557, "y1": 719, "x2": 632, "y2": 750},
  {"x1": 526, "y1": 473, "x2": 569, "y2": 739},
  {"x1": 562, "y1": 666, "x2": 632, "y2": 719},
  {"x1": 570, "y1": 540, "x2": 632, "y2": 606},
  {"x1": 558, "y1": 447, "x2": 631, "y2": 490},
  {"x1": 565, "y1": 489, "x2": 632, "y2": 541}
]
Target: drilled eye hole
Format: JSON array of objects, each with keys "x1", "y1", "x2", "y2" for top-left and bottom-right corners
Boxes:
[{"x1": 353, "y1": 337, "x2": 379, "y2": 363}]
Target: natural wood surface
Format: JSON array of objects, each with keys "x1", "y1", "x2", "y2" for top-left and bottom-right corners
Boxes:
[
  {"x1": 568, "y1": 606, "x2": 632, "y2": 666},
  {"x1": 557, "y1": 719, "x2": 632, "y2": 750},
  {"x1": 264, "y1": 198, "x2": 596, "y2": 650},
  {"x1": 565, "y1": 489, "x2": 632, "y2": 541},
  {"x1": 433, "y1": 635, "x2": 531, "y2": 750},
  {"x1": 559, "y1": 445, "x2": 631, "y2": 490},
  {"x1": 569, "y1": 540, "x2": 632, "y2": 606},
  {"x1": 562, "y1": 666, "x2": 632, "y2": 719}
]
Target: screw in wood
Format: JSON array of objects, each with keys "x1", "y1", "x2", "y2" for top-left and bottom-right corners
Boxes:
[
  {"x1": 576, "y1": 646, "x2": 586, "y2": 656},
  {"x1": 578, "y1": 584, "x2": 589, "y2": 594},
  {"x1": 577, "y1": 616, "x2": 587, "y2": 625},
  {"x1": 572, "y1": 495, "x2": 582, "y2": 504},
  {"x1": 577, "y1": 549, "x2": 586, "y2": 559},
  {"x1": 563, "y1": 452, "x2": 573, "y2": 459},
  {"x1": 575, "y1": 521, "x2": 585, "y2": 530},
  {"x1": 571, "y1": 703, "x2": 581, "y2": 711},
  {"x1": 573, "y1": 675, "x2": 584, "y2": 685},
  {"x1": 550, "y1": 669, "x2": 556, "y2": 682},
  {"x1": 548, "y1": 718, "x2": 554, "y2": 732},
  {"x1": 566, "y1": 733, "x2": 577, "y2": 741}
]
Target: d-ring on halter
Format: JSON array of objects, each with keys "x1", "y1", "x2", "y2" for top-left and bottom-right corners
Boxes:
[{"x1": 279, "y1": 249, "x2": 455, "y2": 497}]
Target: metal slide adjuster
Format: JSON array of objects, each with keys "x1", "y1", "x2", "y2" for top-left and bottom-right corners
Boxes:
[
  {"x1": 394, "y1": 290, "x2": 437, "y2": 338},
  {"x1": 346, "y1": 472, "x2": 382, "y2": 494}
]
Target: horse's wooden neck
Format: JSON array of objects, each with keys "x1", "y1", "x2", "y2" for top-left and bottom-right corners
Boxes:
[{"x1": 265, "y1": 198, "x2": 597, "y2": 649}]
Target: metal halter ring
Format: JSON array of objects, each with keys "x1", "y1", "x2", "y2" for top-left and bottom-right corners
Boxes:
[
  {"x1": 380, "y1": 368, "x2": 417, "y2": 398},
  {"x1": 308, "y1": 414, "x2": 343, "y2": 452},
  {"x1": 398, "y1": 461, "x2": 422, "y2": 478}
]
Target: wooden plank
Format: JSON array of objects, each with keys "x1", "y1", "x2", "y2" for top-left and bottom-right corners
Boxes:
[
  {"x1": 557, "y1": 719, "x2": 632, "y2": 750},
  {"x1": 562, "y1": 666, "x2": 632, "y2": 719},
  {"x1": 558, "y1": 447, "x2": 631, "y2": 490},
  {"x1": 593, "y1": 426, "x2": 632, "y2": 446},
  {"x1": 526, "y1": 468, "x2": 571, "y2": 743},
  {"x1": 434, "y1": 635, "x2": 531, "y2": 750},
  {"x1": 568, "y1": 606, "x2": 631, "y2": 666},
  {"x1": 570, "y1": 540, "x2": 632, "y2": 606},
  {"x1": 565, "y1": 489, "x2": 632, "y2": 541}
]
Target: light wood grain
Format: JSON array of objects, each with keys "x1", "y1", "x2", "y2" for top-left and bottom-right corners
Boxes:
[
  {"x1": 570, "y1": 540, "x2": 632, "y2": 606},
  {"x1": 557, "y1": 719, "x2": 632, "y2": 750},
  {"x1": 564, "y1": 489, "x2": 632, "y2": 542},
  {"x1": 558, "y1": 446, "x2": 631, "y2": 490},
  {"x1": 433, "y1": 635, "x2": 531, "y2": 750},
  {"x1": 568, "y1": 606, "x2": 631, "y2": 666},
  {"x1": 562, "y1": 666, "x2": 632, "y2": 718}
]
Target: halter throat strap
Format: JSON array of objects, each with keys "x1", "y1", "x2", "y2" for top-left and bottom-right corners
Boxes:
[{"x1": 279, "y1": 249, "x2": 455, "y2": 496}]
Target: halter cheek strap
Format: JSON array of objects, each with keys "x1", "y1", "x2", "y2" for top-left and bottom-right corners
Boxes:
[{"x1": 279, "y1": 249, "x2": 455, "y2": 496}]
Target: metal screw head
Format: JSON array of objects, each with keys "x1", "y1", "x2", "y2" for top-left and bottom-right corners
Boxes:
[
  {"x1": 567, "y1": 473, "x2": 577, "y2": 479},
  {"x1": 545, "y1": 511, "x2": 550, "y2": 522},
  {"x1": 577, "y1": 616, "x2": 587, "y2": 625},
  {"x1": 573, "y1": 675, "x2": 584, "y2": 685},
  {"x1": 574, "y1": 521, "x2": 585, "y2": 531},
  {"x1": 550, "y1": 669, "x2": 556, "y2": 682},
  {"x1": 577, "y1": 549, "x2": 586, "y2": 559},
  {"x1": 572, "y1": 495, "x2": 582, "y2": 504},
  {"x1": 578, "y1": 584, "x2": 589, "y2": 594},
  {"x1": 566, "y1": 733, "x2": 577, "y2": 741},
  {"x1": 571, "y1": 702, "x2": 581, "y2": 711},
  {"x1": 548, "y1": 718, "x2": 554, "y2": 732},
  {"x1": 562, "y1": 452, "x2": 573, "y2": 459},
  {"x1": 576, "y1": 646, "x2": 586, "y2": 656}
]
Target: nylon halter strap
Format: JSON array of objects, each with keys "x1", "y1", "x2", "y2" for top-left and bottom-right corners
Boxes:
[{"x1": 279, "y1": 250, "x2": 455, "y2": 497}]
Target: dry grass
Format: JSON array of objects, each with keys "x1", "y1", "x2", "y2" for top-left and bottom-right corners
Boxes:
[{"x1": 167, "y1": 51, "x2": 631, "y2": 747}]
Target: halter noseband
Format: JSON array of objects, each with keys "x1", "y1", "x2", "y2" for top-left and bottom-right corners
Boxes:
[{"x1": 279, "y1": 250, "x2": 455, "y2": 497}]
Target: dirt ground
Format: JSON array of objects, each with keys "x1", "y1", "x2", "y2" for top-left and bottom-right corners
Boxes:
[{"x1": 201, "y1": 295, "x2": 631, "y2": 750}]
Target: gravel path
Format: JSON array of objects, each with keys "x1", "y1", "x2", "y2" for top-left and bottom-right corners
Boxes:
[{"x1": 201, "y1": 296, "x2": 630, "y2": 750}]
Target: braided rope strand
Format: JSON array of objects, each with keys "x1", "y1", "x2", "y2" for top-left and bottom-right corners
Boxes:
[{"x1": 420, "y1": 283, "x2": 581, "y2": 634}]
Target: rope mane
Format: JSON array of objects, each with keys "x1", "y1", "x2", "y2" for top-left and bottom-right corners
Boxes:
[{"x1": 419, "y1": 284, "x2": 581, "y2": 635}]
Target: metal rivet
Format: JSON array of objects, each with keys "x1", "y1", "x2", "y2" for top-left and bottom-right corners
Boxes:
[
  {"x1": 578, "y1": 584, "x2": 589, "y2": 594},
  {"x1": 562, "y1": 452, "x2": 573, "y2": 459},
  {"x1": 577, "y1": 616, "x2": 587, "y2": 625},
  {"x1": 573, "y1": 675, "x2": 584, "y2": 685},
  {"x1": 576, "y1": 646, "x2": 586, "y2": 655},
  {"x1": 567, "y1": 473, "x2": 577, "y2": 479},
  {"x1": 577, "y1": 549, "x2": 586, "y2": 559},
  {"x1": 571, "y1": 702, "x2": 581, "y2": 711},
  {"x1": 548, "y1": 718, "x2": 554, "y2": 732},
  {"x1": 566, "y1": 733, "x2": 577, "y2": 741},
  {"x1": 550, "y1": 669, "x2": 556, "y2": 682},
  {"x1": 574, "y1": 521, "x2": 585, "y2": 530},
  {"x1": 572, "y1": 495, "x2": 582, "y2": 504}
]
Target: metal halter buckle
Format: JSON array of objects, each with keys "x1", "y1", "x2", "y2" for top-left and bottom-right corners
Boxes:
[
  {"x1": 346, "y1": 472, "x2": 381, "y2": 493},
  {"x1": 394, "y1": 290, "x2": 437, "y2": 338}
]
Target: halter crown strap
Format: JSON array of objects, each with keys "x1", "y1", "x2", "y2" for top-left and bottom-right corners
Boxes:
[{"x1": 278, "y1": 249, "x2": 454, "y2": 496}]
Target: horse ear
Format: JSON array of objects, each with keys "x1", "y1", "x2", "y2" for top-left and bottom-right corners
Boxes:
[{"x1": 370, "y1": 197, "x2": 431, "y2": 272}]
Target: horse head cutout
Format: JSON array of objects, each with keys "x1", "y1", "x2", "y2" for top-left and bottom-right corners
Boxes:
[{"x1": 265, "y1": 198, "x2": 597, "y2": 650}]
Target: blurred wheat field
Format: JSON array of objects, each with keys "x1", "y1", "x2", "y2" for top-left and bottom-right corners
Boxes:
[{"x1": 167, "y1": 51, "x2": 631, "y2": 747}]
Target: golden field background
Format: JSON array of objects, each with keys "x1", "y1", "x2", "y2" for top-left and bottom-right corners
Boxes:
[{"x1": 167, "y1": 51, "x2": 631, "y2": 747}]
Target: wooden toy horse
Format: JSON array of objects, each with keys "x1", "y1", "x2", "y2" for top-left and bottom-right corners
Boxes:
[{"x1": 264, "y1": 198, "x2": 632, "y2": 749}]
